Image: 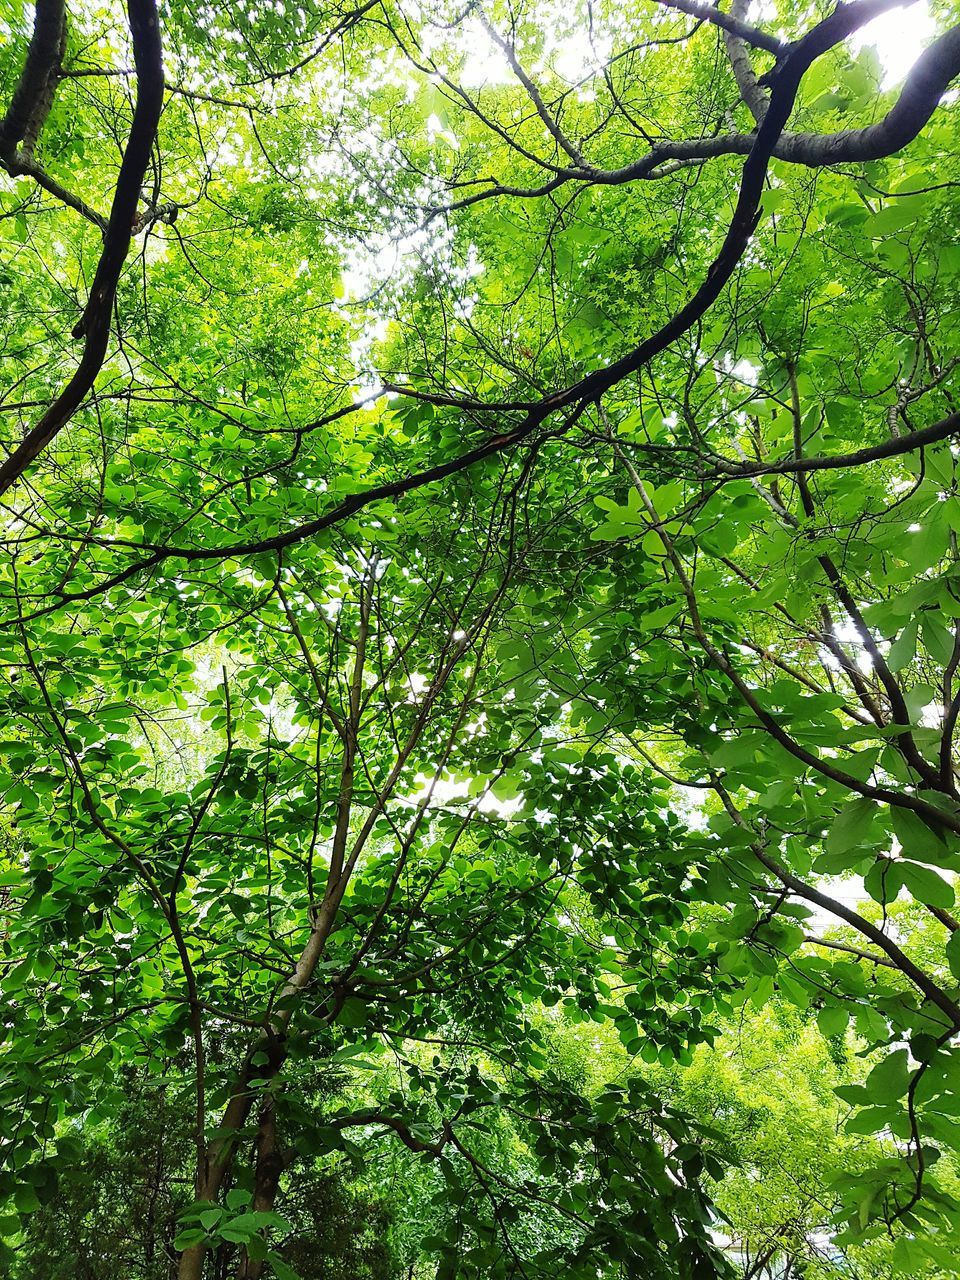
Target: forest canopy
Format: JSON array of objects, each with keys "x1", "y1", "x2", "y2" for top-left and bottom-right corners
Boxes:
[{"x1": 3, "y1": 0, "x2": 960, "y2": 1276}]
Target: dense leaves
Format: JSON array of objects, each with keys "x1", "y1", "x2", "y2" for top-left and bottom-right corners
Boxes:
[{"x1": 3, "y1": 0, "x2": 960, "y2": 1276}]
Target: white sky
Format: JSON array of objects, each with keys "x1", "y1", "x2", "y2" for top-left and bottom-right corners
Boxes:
[
  {"x1": 852, "y1": 0, "x2": 937, "y2": 85},
  {"x1": 453, "y1": 0, "x2": 939, "y2": 89}
]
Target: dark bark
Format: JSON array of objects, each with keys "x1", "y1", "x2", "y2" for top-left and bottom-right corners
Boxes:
[
  {"x1": 440, "y1": 18, "x2": 960, "y2": 207},
  {"x1": 620, "y1": 21, "x2": 960, "y2": 176},
  {"x1": 0, "y1": 0, "x2": 66, "y2": 163},
  {"x1": 656, "y1": 0, "x2": 786, "y2": 54},
  {"x1": 0, "y1": 0, "x2": 164, "y2": 499}
]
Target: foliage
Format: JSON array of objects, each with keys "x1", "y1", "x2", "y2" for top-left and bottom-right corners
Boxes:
[
  {"x1": 10, "y1": 1064, "x2": 395, "y2": 1279},
  {"x1": 3, "y1": 0, "x2": 960, "y2": 1277},
  {"x1": 661, "y1": 1000, "x2": 959, "y2": 1279}
]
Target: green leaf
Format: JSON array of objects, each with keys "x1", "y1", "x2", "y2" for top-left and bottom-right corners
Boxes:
[
  {"x1": 863, "y1": 1048, "x2": 911, "y2": 1103},
  {"x1": 887, "y1": 620, "x2": 918, "y2": 672},
  {"x1": 817, "y1": 1004, "x2": 849, "y2": 1039},
  {"x1": 898, "y1": 861, "x2": 955, "y2": 909},
  {"x1": 864, "y1": 201, "x2": 922, "y2": 237},
  {"x1": 864, "y1": 858, "x2": 902, "y2": 904},
  {"x1": 13, "y1": 1186, "x2": 40, "y2": 1214},
  {"x1": 921, "y1": 613, "x2": 957, "y2": 666},
  {"x1": 173, "y1": 1228, "x2": 207, "y2": 1250},
  {"x1": 825, "y1": 798, "x2": 880, "y2": 856},
  {"x1": 890, "y1": 807, "x2": 955, "y2": 867}
]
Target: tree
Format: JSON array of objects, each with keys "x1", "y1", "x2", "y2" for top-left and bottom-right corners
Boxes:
[
  {"x1": 10, "y1": 1059, "x2": 396, "y2": 1279},
  {"x1": 661, "y1": 998, "x2": 960, "y2": 1279},
  {"x1": 3, "y1": 0, "x2": 960, "y2": 1275}
]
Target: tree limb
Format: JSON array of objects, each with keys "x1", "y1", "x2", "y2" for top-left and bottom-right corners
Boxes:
[
  {"x1": 721, "y1": 0, "x2": 772, "y2": 122},
  {"x1": 656, "y1": 0, "x2": 786, "y2": 55},
  {"x1": 0, "y1": 0, "x2": 65, "y2": 164},
  {"x1": 0, "y1": 0, "x2": 165, "y2": 500}
]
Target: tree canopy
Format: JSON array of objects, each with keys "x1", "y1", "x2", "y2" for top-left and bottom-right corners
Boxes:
[{"x1": 3, "y1": 0, "x2": 960, "y2": 1276}]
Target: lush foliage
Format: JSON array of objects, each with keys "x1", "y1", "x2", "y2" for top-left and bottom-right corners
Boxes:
[{"x1": 3, "y1": 0, "x2": 960, "y2": 1276}]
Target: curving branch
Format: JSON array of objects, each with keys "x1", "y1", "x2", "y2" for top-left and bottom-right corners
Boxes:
[
  {"x1": 0, "y1": 0, "x2": 108, "y2": 228},
  {"x1": 6, "y1": 155, "x2": 107, "y2": 229},
  {"x1": 756, "y1": 846, "x2": 960, "y2": 1027},
  {"x1": 477, "y1": 10, "x2": 587, "y2": 167},
  {"x1": 330, "y1": 1108, "x2": 453, "y2": 1155},
  {"x1": 655, "y1": 0, "x2": 786, "y2": 55},
  {"x1": 703, "y1": 409, "x2": 960, "y2": 479},
  {"x1": 0, "y1": 0, "x2": 165, "y2": 500},
  {"x1": 636, "y1": 20, "x2": 960, "y2": 171},
  {"x1": 529, "y1": 0, "x2": 914, "y2": 415},
  {"x1": 0, "y1": 0, "x2": 66, "y2": 163},
  {"x1": 433, "y1": 15, "x2": 960, "y2": 216},
  {"x1": 721, "y1": 0, "x2": 771, "y2": 123}
]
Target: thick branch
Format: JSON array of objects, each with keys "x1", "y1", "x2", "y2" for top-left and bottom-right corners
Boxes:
[
  {"x1": 330, "y1": 1108, "x2": 452, "y2": 1155},
  {"x1": 538, "y1": 0, "x2": 912, "y2": 415},
  {"x1": 705, "y1": 409, "x2": 960, "y2": 479},
  {"x1": 439, "y1": 17, "x2": 960, "y2": 214},
  {"x1": 656, "y1": 0, "x2": 786, "y2": 55},
  {"x1": 758, "y1": 848, "x2": 960, "y2": 1027},
  {"x1": 4, "y1": 154, "x2": 108, "y2": 229},
  {"x1": 803, "y1": 934, "x2": 897, "y2": 968},
  {"x1": 631, "y1": 20, "x2": 960, "y2": 175},
  {"x1": 0, "y1": 0, "x2": 164, "y2": 500},
  {"x1": 0, "y1": 0, "x2": 65, "y2": 163},
  {"x1": 721, "y1": 0, "x2": 771, "y2": 122}
]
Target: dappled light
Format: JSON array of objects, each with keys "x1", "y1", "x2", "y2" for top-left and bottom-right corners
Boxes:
[{"x1": 2, "y1": 1, "x2": 960, "y2": 1277}]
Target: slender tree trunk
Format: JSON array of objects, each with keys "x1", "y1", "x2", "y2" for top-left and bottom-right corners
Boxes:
[
  {"x1": 176, "y1": 896, "x2": 344, "y2": 1280},
  {"x1": 178, "y1": 1242, "x2": 207, "y2": 1280},
  {"x1": 236, "y1": 1100, "x2": 286, "y2": 1279}
]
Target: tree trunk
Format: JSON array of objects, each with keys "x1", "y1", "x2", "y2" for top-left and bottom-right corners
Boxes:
[
  {"x1": 176, "y1": 740, "x2": 360, "y2": 1279},
  {"x1": 236, "y1": 1099, "x2": 286, "y2": 1280},
  {"x1": 178, "y1": 1242, "x2": 207, "y2": 1280}
]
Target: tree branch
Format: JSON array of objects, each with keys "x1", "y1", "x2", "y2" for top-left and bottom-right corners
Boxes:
[
  {"x1": 434, "y1": 16, "x2": 960, "y2": 213},
  {"x1": 721, "y1": 0, "x2": 772, "y2": 122},
  {"x1": 0, "y1": 0, "x2": 65, "y2": 164},
  {"x1": 0, "y1": 0, "x2": 165, "y2": 499},
  {"x1": 655, "y1": 0, "x2": 786, "y2": 55}
]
